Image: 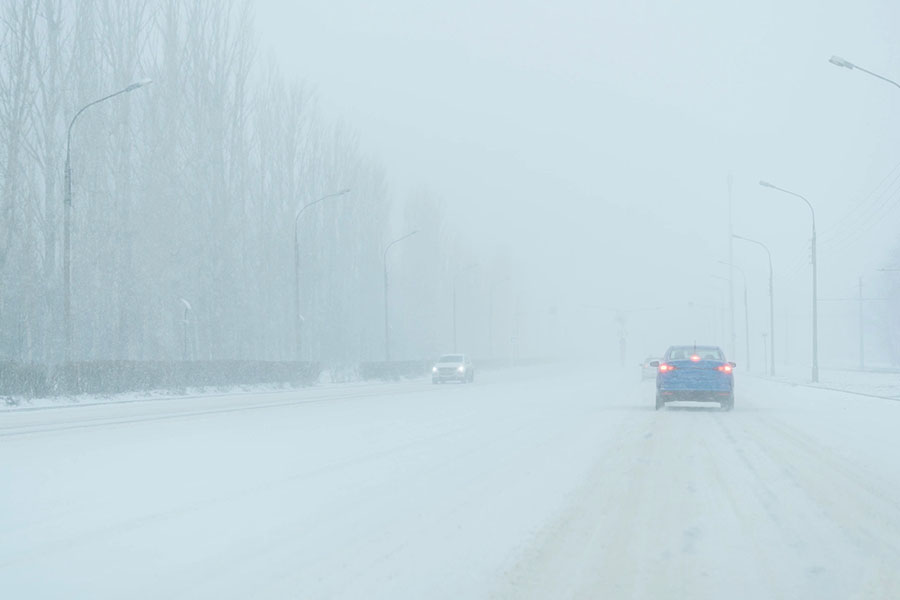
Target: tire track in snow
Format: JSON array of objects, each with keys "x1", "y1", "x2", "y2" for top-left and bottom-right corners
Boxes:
[{"x1": 733, "y1": 414, "x2": 900, "y2": 597}]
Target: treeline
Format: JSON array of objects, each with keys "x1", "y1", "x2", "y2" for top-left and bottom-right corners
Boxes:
[{"x1": 0, "y1": 1, "x2": 516, "y2": 364}]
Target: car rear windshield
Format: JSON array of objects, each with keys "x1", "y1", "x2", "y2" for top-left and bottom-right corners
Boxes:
[
  {"x1": 666, "y1": 347, "x2": 724, "y2": 361},
  {"x1": 439, "y1": 355, "x2": 464, "y2": 363}
]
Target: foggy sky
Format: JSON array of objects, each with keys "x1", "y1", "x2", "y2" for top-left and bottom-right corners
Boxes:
[{"x1": 255, "y1": 0, "x2": 900, "y2": 363}]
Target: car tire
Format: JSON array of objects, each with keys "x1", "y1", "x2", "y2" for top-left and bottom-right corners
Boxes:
[
  {"x1": 655, "y1": 393, "x2": 664, "y2": 411},
  {"x1": 722, "y1": 394, "x2": 734, "y2": 411}
]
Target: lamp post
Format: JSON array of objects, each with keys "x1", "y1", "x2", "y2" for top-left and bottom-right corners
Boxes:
[
  {"x1": 64, "y1": 78, "x2": 152, "y2": 362},
  {"x1": 829, "y1": 55, "x2": 900, "y2": 90},
  {"x1": 727, "y1": 174, "x2": 736, "y2": 363},
  {"x1": 293, "y1": 188, "x2": 350, "y2": 360},
  {"x1": 180, "y1": 298, "x2": 192, "y2": 361},
  {"x1": 453, "y1": 263, "x2": 479, "y2": 353},
  {"x1": 829, "y1": 53, "x2": 896, "y2": 368},
  {"x1": 760, "y1": 180, "x2": 818, "y2": 382},
  {"x1": 383, "y1": 230, "x2": 418, "y2": 361},
  {"x1": 719, "y1": 261, "x2": 750, "y2": 371},
  {"x1": 733, "y1": 234, "x2": 775, "y2": 376}
]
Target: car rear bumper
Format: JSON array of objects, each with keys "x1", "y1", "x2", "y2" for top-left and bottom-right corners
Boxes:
[
  {"x1": 657, "y1": 389, "x2": 733, "y2": 402},
  {"x1": 433, "y1": 368, "x2": 469, "y2": 382}
]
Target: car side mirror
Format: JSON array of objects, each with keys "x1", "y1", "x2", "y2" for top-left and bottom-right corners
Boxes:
[{"x1": 649, "y1": 361, "x2": 659, "y2": 368}]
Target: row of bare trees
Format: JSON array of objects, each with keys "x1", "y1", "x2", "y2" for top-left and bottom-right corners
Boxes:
[{"x1": 0, "y1": 0, "x2": 517, "y2": 365}]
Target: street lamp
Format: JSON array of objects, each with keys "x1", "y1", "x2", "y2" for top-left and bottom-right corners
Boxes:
[
  {"x1": 383, "y1": 230, "x2": 418, "y2": 361},
  {"x1": 718, "y1": 260, "x2": 750, "y2": 371},
  {"x1": 63, "y1": 78, "x2": 152, "y2": 362},
  {"x1": 829, "y1": 55, "x2": 900, "y2": 90},
  {"x1": 760, "y1": 180, "x2": 818, "y2": 382},
  {"x1": 733, "y1": 234, "x2": 775, "y2": 376},
  {"x1": 453, "y1": 263, "x2": 479, "y2": 353},
  {"x1": 293, "y1": 188, "x2": 350, "y2": 360},
  {"x1": 180, "y1": 298, "x2": 192, "y2": 361}
]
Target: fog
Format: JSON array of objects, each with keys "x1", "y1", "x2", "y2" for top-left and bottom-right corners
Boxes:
[
  {"x1": 255, "y1": 0, "x2": 900, "y2": 368},
  {"x1": 264, "y1": 0, "x2": 900, "y2": 367},
  {"x1": 3, "y1": 0, "x2": 900, "y2": 371}
]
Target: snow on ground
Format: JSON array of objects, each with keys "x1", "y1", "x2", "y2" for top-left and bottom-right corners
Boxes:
[
  {"x1": 1, "y1": 365, "x2": 899, "y2": 599},
  {"x1": 768, "y1": 364, "x2": 900, "y2": 399},
  {"x1": 1, "y1": 382, "x2": 310, "y2": 412}
]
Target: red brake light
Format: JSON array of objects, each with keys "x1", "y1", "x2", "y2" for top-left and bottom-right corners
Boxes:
[
  {"x1": 690, "y1": 354, "x2": 701, "y2": 362},
  {"x1": 717, "y1": 364, "x2": 733, "y2": 373},
  {"x1": 658, "y1": 363, "x2": 676, "y2": 373}
]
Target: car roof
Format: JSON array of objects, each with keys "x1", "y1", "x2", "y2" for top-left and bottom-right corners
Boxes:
[
  {"x1": 665, "y1": 346, "x2": 725, "y2": 359},
  {"x1": 667, "y1": 345, "x2": 722, "y2": 352}
]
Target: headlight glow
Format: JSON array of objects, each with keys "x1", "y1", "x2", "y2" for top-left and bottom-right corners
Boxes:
[
  {"x1": 432, "y1": 366, "x2": 438, "y2": 373},
  {"x1": 457, "y1": 366, "x2": 465, "y2": 372}
]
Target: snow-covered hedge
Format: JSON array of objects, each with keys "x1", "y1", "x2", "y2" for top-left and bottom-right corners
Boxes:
[
  {"x1": 358, "y1": 361, "x2": 432, "y2": 381},
  {"x1": 0, "y1": 361, "x2": 320, "y2": 397}
]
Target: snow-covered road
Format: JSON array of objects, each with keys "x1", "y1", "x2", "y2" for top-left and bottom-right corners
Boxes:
[{"x1": 2, "y1": 367, "x2": 899, "y2": 599}]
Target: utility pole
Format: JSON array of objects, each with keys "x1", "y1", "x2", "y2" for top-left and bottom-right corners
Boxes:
[
  {"x1": 762, "y1": 332, "x2": 769, "y2": 375},
  {"x1": 718, "y1": 260, "x2": 750, "y2": 371},
  {"x1": 727, "y1": 174, "x2": 736, "y2": 361}
]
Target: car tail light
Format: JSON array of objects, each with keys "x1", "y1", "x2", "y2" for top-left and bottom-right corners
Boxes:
[
  {"x1": 717, "y1": 364, "x2": 733, "y2": 373},
  {"x1": 658, "y1": 363, "x2": 676, "y2": 373},
  {"x1": 690, "y1": 354, "x2": 701, "y2": 362}
]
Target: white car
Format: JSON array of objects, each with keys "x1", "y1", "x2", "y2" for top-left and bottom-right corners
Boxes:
[{"x1": 432, "y1": 354, "x2": 475, "y2": 384}]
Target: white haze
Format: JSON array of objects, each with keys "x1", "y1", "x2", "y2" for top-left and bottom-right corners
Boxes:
[{"x1": 258, "y1": 0, "x2": 900, "y2": 367}]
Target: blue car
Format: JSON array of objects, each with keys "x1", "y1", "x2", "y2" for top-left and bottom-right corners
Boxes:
[{"x1": 650, "y1": 345, "x2": 735, "y2": 411}]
